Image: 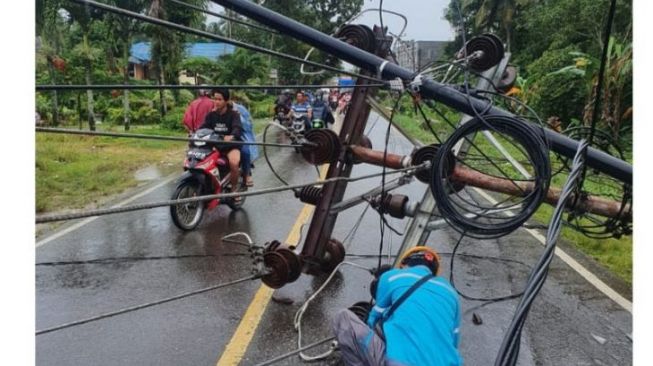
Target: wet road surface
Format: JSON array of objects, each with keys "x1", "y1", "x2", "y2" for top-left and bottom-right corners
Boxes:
[{"x1": 36, "y1": 112, "x2": 632, "y2": 365}]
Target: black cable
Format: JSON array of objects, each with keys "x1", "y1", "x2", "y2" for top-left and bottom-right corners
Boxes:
[
  {"x1": 36, "y1": 127, "x2": 307, "y2": 149},
  {"x1": 377, "y1": 92, "x2": 404, "y2": 271},
  {"x1": 494, "y1": 140, "x2": 589, "y2": 366},
  {"x1": 261, "y1": 123, "x2": 293, "y2": 189},
  {"x1": 169, "y1": 0, "x2": 280, "y2": 35},
  {"x1": 67, "y1": 0, "x2": 385, "y2": 83},
  {"x1": 431, "y1": 115, "x2": 551, "y2": 239},
  {"x1": 581, "y1": 0, "x2": 618, "y2": 185},
  {"x1": 36, "y1": 160, "x2": 427, "y2": 223},
  {"x1": 449, "y1": 231, "x2": 524, "y2": 303},
  {"x1": 379, "y1": 0, "x2": 385, "y2": 32},
  {"x1": 36, "y1": 273, "x2": 261, "y2": 336},
  {"x1": 35, "y1": 84, "x2": 385, "y2": 91},
  {"x1": 35, "y1": 254, "x2": 225, "y2": 266}
]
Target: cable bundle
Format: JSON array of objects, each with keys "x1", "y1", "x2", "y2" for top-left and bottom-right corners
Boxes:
[
  {"x1": 494, "y1": 140, "x2": 589, "y2": 366},
  {"x1": 430, "y1": 115, "x2": 551, "y2": 239}
]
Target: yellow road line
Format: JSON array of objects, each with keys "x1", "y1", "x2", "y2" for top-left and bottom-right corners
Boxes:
[{"x1": 216, "y1": 166, "x2": 328, "y2": 366}]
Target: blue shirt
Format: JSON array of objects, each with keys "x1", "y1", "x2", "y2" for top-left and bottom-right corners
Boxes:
[
  {"x1": 291, "y1": 101, "x2": 312, "y2": 119},
  {"x1": 233, "y1": 103, "x2": 259, "y2": 161},
  {"x1": 368, "y1": 265, "x2": 462, "y2": 366}
]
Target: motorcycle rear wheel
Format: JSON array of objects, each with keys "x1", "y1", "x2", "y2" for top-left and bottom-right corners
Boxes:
[{"x1": 170, "y1": 180, "x2": 205, "y2": 231}]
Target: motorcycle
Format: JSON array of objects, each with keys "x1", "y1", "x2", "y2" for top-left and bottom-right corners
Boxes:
[{"x1": 170, "y1": 128, "x2": 246, "y2": 231}]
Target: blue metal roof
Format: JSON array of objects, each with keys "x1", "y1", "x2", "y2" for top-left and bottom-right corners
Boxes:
[{"x1": 130, "y1": 42, "x2": 236, "y2": 64}]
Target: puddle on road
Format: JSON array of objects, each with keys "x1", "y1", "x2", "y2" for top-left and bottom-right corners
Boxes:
[{"x1": 134, "y1": 166, "x2": 163, "y2": 181}]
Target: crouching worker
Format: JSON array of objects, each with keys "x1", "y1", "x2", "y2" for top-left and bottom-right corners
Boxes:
[{"x1": 331, "y1": 246, "x2": 462, "y2": 366}]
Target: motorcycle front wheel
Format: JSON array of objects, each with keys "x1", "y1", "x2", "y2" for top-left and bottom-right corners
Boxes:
[{"x1": 170, "y1": 180, "x2": 205, "y2": 231}]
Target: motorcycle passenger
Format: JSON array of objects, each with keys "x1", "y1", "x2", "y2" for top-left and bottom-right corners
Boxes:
[
  {"x1": 232, "y1": 95, "x2": 258, "y2": 187},
  {"x1": 199, "y1": 88, "x2": 243, "y2": 198},
  {"x1": 291, "y1": 90, "x2": 313, "y2": 131}
]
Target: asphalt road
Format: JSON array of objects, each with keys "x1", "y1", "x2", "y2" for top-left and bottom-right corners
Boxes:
[{"x1": 36, "y1": 112, "x2": 632, "y2": 365}]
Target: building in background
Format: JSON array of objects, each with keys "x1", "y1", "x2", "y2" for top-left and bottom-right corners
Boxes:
[
  {"x1": 393, "y1": 40, "x2": 450, "y2": 72},
  {"x1": 129, "y1": 42, "x2": 235, "y2": 82}
]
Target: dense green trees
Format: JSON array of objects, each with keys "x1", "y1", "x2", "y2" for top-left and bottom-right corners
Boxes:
[{"x1": 446, "y1": 0, "x2": 632, "y2": 150}]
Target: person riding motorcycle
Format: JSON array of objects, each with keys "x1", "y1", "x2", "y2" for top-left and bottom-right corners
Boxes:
[
  {"x1": 198, "y1": 88, "x2": 243, "y2": 200},
  {"x1": 290, "y1": 90, "x2": 313, "y2": 131},
  {"x1": 311, "y1": 89, "x2": 334, "y2": 128}
]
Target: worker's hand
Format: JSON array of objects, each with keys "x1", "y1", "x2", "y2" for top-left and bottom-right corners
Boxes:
[
  {"x1": 224, "y1": 135, "x2": 234, "y2": 142},
  {"x1": 369, "y1": 264, "x2": 393, "y2": 298}
]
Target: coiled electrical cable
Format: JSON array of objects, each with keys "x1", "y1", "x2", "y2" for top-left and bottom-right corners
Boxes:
[{"x1": 430, "y1": 115, "x2": 551, "y2": 239}]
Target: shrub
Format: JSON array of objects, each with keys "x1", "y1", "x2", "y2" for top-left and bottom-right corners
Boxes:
[
  {"x1": 161, "y1": 106, "x2": 186, "y2": 131},
  {"x1": 134, "y1": 105, "x2": 159, "y2": 125}
]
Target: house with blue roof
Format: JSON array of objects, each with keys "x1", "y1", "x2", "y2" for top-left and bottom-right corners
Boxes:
[{"x1": 129, "y1": 42, "x2": 236, "y2": 82}]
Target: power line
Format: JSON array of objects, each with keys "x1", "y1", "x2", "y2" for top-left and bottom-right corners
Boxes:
[
  {"x1": 35, "y1": 127, "x2": 308, "y2": 148},
  {"x1": 169, "y1": 0, "x2": 280, "y2": 35},
  {"x1": 35, "y1": 83, "x2": 385, "y2": 91},
  {"x1": 35, "y1": 163, "x2": 429, "y2": 223},
  {"x1": 36, "y1": 273, "x2": 261, "y2": 336},
  {"x1": 67, "y1": 0, "x2": 385, "y2": 83}
]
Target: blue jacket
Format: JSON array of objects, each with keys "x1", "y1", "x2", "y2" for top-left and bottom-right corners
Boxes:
[
  {"x1": 368, "y1": 265, "x2": 462, "y2": 366},
  {"x1": 233, "y1": 103, "x2": 259, "y2": 161}
]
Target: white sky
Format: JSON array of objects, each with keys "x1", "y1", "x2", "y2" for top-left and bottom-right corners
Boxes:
[{"x1": 207, "y1": 0, "x2": 455, "y2": 41}]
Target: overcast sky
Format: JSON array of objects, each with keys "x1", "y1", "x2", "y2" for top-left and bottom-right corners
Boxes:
[{"x1": 207, "y1": 0, "x2": 455, "y2": 42}]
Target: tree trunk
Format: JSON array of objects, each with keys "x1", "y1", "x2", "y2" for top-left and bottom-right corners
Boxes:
[
  {"x1": 47, "y1": 61, "x2": 60, "y2": 126},
  {"x1": 77, "y1": 92, "x2": 83, "y2": 130},
  {"x1": 83, "y1": 34, "x2": 96, "y2": 131},
  {"x1": 158, "y1": 58, "x2": 167, "y2": 117},
  {"x1": 122, "y1": 38, "x2": 131, "y2": 131}
]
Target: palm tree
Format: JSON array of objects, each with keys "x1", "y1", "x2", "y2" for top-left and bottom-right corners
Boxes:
[
  {"x1": 105, "y1": 0, "x2": 148, "y2": 131},
  {"x1": 36, "y1": 0, "x2": 65, "y2": 126},
  {"x1": 462, "y1": 0, "x2": 535, "y2": 51},
  {"x1": 63, "y1": 3, "x2": 100, "y2": 130},
  {"x1": 145, "y1": 0, "x2": 209, "y2": 116}
]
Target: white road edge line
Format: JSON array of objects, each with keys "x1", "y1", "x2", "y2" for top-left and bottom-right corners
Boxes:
[
  {"x1": 36, "y1": 175, "x2": 177, "y2": 248},
  {"x1": 472, "y1": 188, "x2": 632, "y2": 313}
]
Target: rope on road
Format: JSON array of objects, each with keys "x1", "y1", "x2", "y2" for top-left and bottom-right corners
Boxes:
[
  {"x1": 36, "y1": 163, "x2": 429, "y2": 223},
  {"x1": 293, "y1": 261, "x2": 372, "y2": 361},
  {"x1": 254, "y1": 336, "x2": 337, "y2": 366},
  {"x1": 35, "y1": 273, "x2": 262, "y2": 336}
]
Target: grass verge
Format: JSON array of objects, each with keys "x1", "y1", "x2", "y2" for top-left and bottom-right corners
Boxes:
[{"x1": 36, "y1": 124, "x2": 186, "y2": 213}]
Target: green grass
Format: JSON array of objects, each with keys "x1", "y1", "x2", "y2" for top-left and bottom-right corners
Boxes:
[
  {"x1": 36, "y1": 125, "x2": 186, "y2": 213},
  {"x1": 389, "y1": 107, "x2": 632, "y2": 285}
]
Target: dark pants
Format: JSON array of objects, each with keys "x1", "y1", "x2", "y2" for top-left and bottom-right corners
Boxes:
[
  {"x1": 241, "y1": 146, "x2": 252, "y2": 176},
  {"x1": 332, "y1": 310, "x2": 405, "y2": 366}
]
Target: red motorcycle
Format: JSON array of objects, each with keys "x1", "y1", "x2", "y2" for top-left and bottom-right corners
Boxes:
[{"x1": 170, "y1": 128, "x2": 246, "y2": 231}]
